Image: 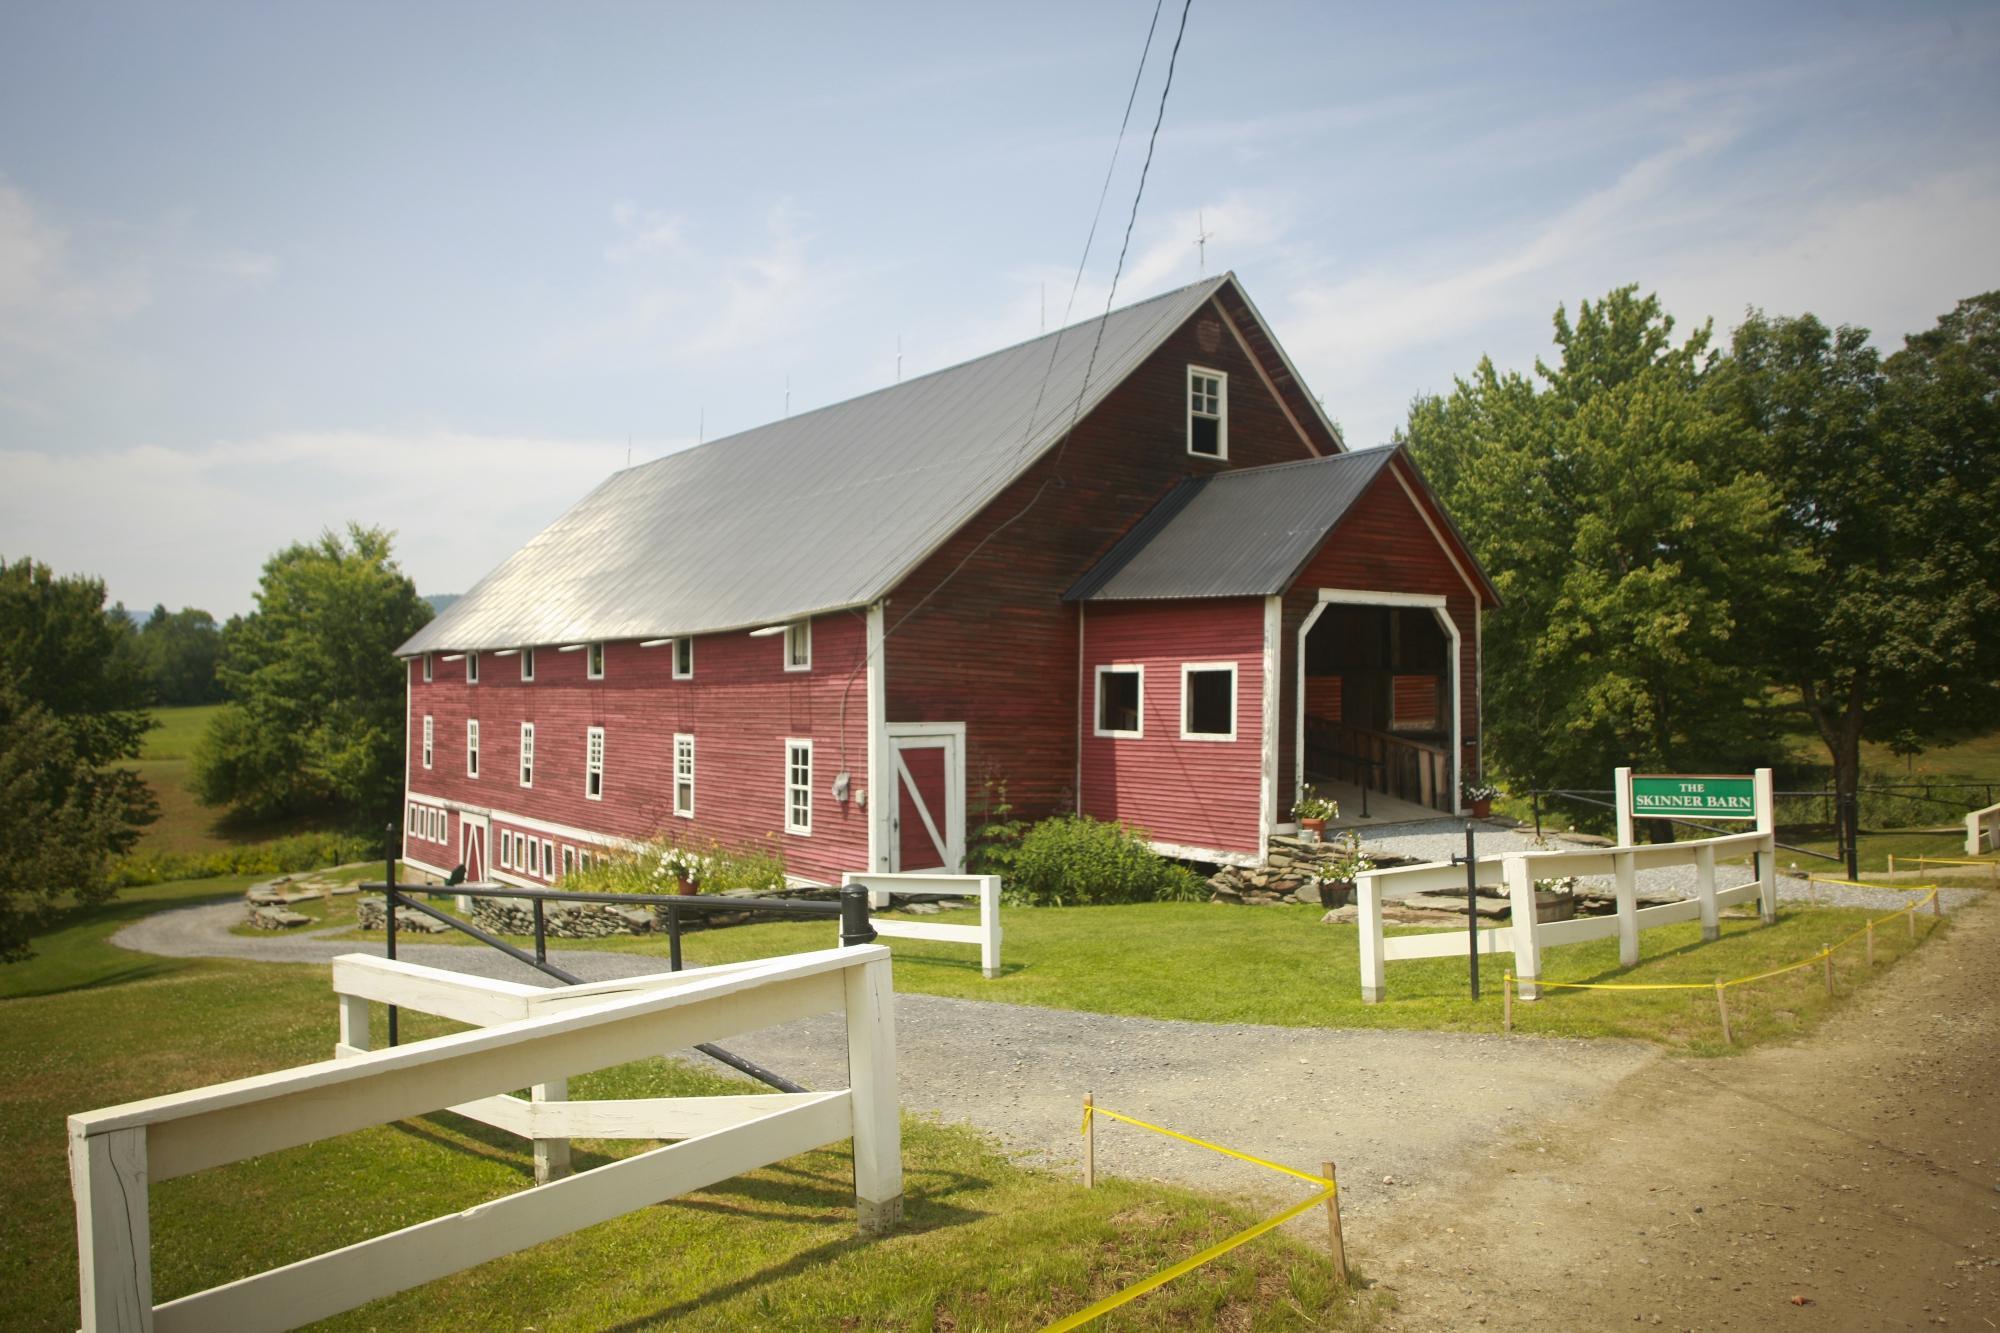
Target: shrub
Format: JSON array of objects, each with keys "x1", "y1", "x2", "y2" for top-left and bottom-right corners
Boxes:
[
  {"x1": 967, "y1": 777, "x2": 1027, "y2": 878},
  {"x1": 1007, "y1": 814, "x2": 1207, "y2": 906},
  {"x1": 564, "y1": 834, "x2": 788, "y2": 896},
  {"x1": 110, "y1": 830, "x2": 377, "y2": 888}
]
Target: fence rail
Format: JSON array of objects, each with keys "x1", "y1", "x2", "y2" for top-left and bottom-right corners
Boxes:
[
  {"x1": 70, "y1": 944, "x2": 903, "y2": 1332},
  {"x1": 842, "y1": 871, "x2": 1003, "y2": 978},
  {"x1": 1968, "y1": 801, "x2": 2000, "y2": 856}
]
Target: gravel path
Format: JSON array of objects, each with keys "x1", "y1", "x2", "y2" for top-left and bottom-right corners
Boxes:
[
  {"x1": 113, "y1": 898, "x2": 1655, "y2": 1217},
  {"x1": 1359, "y1": 817, "x2": 1989, "y2": 911}
]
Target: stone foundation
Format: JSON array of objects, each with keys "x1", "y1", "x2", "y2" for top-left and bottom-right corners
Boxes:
[
  {"x1": 355, "y1": 896, "x2": 453, "y2": 933},
  {"x1": 1209, "y1": 834, "x2": 1417, "y2": 907},
  {"x1": 468, "y1": 896, "x2": 654, "y2": 939}
]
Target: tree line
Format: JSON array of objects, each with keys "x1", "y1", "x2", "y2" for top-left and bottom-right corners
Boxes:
[{"x1": 1404, "y1": 287, "x2": 2000, "y2": 841}]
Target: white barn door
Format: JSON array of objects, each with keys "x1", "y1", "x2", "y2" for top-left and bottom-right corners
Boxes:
[{"x1": 888, "y1": 725, "x2": 964, "y2": 873}]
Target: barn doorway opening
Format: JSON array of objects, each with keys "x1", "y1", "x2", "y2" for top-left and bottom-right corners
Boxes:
[{"x1": 1298, "y1": 598, "x2": 1457, "y2": 816}]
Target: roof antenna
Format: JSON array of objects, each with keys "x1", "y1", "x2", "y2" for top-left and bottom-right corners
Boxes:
[
  {"x1": 785, "y1": 373, "x2": 791, "y2": 418},
  {"x1": 895, "y1": 335, "x2": 902, "y2": 384},
  {"x1": 698, "y1": 407, "x2": 704, "y2": 444},
  {"x1": 1195, "y1": 209, "x2": 1214, "y2": 275}
]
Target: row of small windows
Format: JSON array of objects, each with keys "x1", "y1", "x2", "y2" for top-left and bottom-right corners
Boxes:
[
  {"x1": 416, "y1": 720, "x2": 807, "y2": 834},
  {"x1": 405, "y1": 802, "x2": 609, "y2": 883},
  {"x1": 1093, "y1": 661, "x2": 1238, "y2": 742},
  {"x1": 407, "y1": 803, "x2": 448, "y2": 843},
  {"x1": 418, "y1": 622, "x2": 811, "y2": 686}
]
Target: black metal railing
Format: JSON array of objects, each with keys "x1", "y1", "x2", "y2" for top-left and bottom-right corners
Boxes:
[{"x1": 364, "y1": 844, "x2": 876, "y2": 1095}]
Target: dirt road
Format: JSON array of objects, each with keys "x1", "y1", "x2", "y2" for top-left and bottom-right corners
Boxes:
[{"x1": 1370, "y1": 894, "x2": 2000, "y2": 1331}]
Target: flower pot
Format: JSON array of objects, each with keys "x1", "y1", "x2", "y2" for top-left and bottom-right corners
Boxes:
[
  {"x1": 1471, "y1": 798, "x2": 1492, "y2": 819},
  {"x1": 1317, "y1": 879, "x2": 1354, "y2": 909},
  {"x1": 1299, "y1": 817, "x2": 1327, "y2": 839},
  {"x1": 677, "y1": 876, "x2": 698, "y2": 896}
]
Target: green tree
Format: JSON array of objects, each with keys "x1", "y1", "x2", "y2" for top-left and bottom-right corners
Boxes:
[
  {"x1": 1402, "y1": 288, "x2": 1801, "y2": 814},
  {"x1": 131, "y1": 604, "x2": 225, "y2": 705},
  {"x1": 1713, "y1": 294, "x2": 2000, "y2": 840},
  {"x1": 0, "y1": 558, "x2": 158, "y2": 958},
  {"x1": 193, "y1": 525, "x2": 432, "y2": 820}
]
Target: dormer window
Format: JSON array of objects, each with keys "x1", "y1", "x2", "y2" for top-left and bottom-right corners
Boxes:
[
  {"x1": 422, "y1": 653, "x2": 433, "y2": 683},
  {"x1": 466, "y1": 651, "x2": 480, "y2": 684},
  {"x1": 587, "y1": 642, "x2": 605, "y2": 680},
  {"x1": 1188, "y1": 367, "x2": 1227, "y2": 459},
  {"x1": 520, "y1": 647, "x2": 535, "y2": 682},
  {"x1": 784, "y1": 620, "x2": 811, "y2": 672},
  {"x1": 673, "y1": 637, "x2": 693, "y2": 679}
]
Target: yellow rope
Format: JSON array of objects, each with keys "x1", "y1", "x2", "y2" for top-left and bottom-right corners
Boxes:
[{"x1": 1047, "y1": 1107, "x2": 1337, "y2": 1330}]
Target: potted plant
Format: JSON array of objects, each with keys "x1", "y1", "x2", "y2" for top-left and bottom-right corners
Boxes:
[
  {"x1": 1292, "y1": 788, "x2": 1340, "y2": 840},
  {"x1": 1316, "y1": 829, "x2": 1375, "y2": 907},
  {"x1": 1462, "y1": 780, "x2": 1499, "y2": 819},
  {"x1": 655, "y1": 845, "x2": 710, "y2": 896}
]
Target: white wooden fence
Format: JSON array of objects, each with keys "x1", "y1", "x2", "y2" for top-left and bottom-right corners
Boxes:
[
  {"x1": 843, "y1": 871, "x2": 1003, "y2": 978},
  {"x1": 1968, "y1": 800, "x2": 2000, "y2": 856},
  {"x1": 1356, "y1": 829, "x2": 1777, "y2": 1003},
  {"x1": 69, "y1": 945, "x2": 901, "y2": 1333}
]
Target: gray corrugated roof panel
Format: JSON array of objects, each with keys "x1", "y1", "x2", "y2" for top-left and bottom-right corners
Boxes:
[
  {"x1": 1065, "y1": 448, "x2": 1400, "y2": 601},
  {"x1": 399, "y1": 275, "x2": 1232, "y2": 655}
]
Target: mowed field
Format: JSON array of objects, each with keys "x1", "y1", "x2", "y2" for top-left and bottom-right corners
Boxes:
[{"x1": 129, "y1": 705, "x2": 339, "y2": 853}]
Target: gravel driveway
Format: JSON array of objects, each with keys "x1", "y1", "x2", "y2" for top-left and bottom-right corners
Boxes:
[{"x1": 114, "y1": 898, "x2": 1655, "y2": 1215}]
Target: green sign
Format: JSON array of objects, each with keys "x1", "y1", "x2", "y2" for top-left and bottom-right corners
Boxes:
[{"x1": 1630, "y1": 774, "x2": 1757, "y2": 820}]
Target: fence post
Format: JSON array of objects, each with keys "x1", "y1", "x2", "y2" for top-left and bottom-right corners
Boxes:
[
  {"x1": 1356, "y1": 874, "x2": 1387, "y2": 1003},
  {"x1": 839, "y1": 885, "x2": 877, "y2": 949},
  {"x1": 70, "y1": 1124, "x2": 152, "y2": 1332},
  {"x1": 1613, "y1": 849, "x2": 1639, "y2": 967},
  {"x1": 1504, "y1": 855, "x2": 1541, "y2": 1000},
  {"x1": 1322, "y1": 1159, "x2": 1348, "y2": 1284},
  {"x1": 1614, "y1": 767, "x2": 1634, "y2": 848},
  {"x1": 1083, "y1": 1092, "x2": 1095, "y2": 1188},
  {"x1": 1694, "y1": 842, "x2": 1720, "y2": 942},
  {"x1": 384, "y1": 827, "x2": 400, "y2": 1047},
  {"x1": 844, "y1": 953, "x2": 903, "y2": 1235},
  {"x1": 1503, "y1": 972, "x2": 1513, "y2": 1031},
  {"x1": 1822, "y1": 944, "x2": 1834, "y2": 997},
  {"x1": 532, "y1": 1079, "x2": 571, "y2": 1185},
  {"x1": 337, "y1": 992, "x2": 371, "y2": 1058},
  {"x1": 1754, "y1": 769, "x2": 1777, "y2": 924},
  {"x1": 979, "y1": 875, "x2": 1002, "y2": 979},
  {"x1": 532, "y1": 897, "x2": 547, "y2": 966},
  {"x1": 666, "y1": 900, "x2": 683, "y2": 972},
  {"x1": 1908, "y1": 902, "x2": 1918, "y2": 941},
  {"x1": 1714, "y1": 980, "x2": 1731, "y2": 1046},
  {"x1": 1865, "y1": 920, "x2": 1875, "y2": 967}
]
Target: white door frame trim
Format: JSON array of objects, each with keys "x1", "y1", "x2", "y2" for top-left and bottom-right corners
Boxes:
[
  {"x1": 887, "y1": 722, "x2": 967, "y2": 874},
  {"x1": 459, "y1": 810, "x2": 490, "y2": 880},
  {"x1": 1295, "y1": 589, "x2": 1462, "y2": 817}
]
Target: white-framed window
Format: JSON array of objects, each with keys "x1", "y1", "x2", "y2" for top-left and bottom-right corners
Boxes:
[
  {"x1": 673, "y1": 637, "x2": 693, "y2": 679},
  {"x1": 587, "y1": 642, "x2": 605, "y2": 680},
  {"x1": 466, "y1": 651, "x2": 480, "y2": 684},
  {"x1": 674, "y1": 733, "x2": 695, "y2": 817},
  {"x1": 466, "y1": 719, "x2": 480, "y2": 777},
  {"x1": 527, "y1": 835, "x2": 541, "y2": 876},
  {"x1": 1094, "y1": 664, "x2": 1144, "y2": 738},
  {"x1": 422, "y1": 652, "x2": 433, "y2": 683},
  {"x1": 422, "y1": 715, "x2": 433, "y2": 769},
  {"x1": 586, "y1": 725, "x2": 605, "y2": 800},
  {"x1": 406, "y1": 802, "x2": 417, "y2": 834},
  {"x1": 520, "y1": 647, "x2": 535, "y2": 682},
  {"x1": 519, "y1": 721, "x2": 535, "y2": 787},
  {"x1": 785, "y1": 739, "x2": 812, "y2": 835},
  {"x1": 561, "y1": 846, "x2": 575, "y2": 878},
  {"x1": 1188, "y1": 366, "x2": 1227, "y2": 459},
  {"x1": 500, "y1": 830, "x2": 514, "y2": 871},
  {"x1": 1180, "y1": 662, "x2": 1238, "y2": 742},
  {"x1": 430, "y1": 807, "x2": 441, "y2": 842},
  {"x1": 784, "y1": 621, "x2": 811, "y2": 671},
  {"x1": 542, "y1": 838, "x2": 553, "y2": 876}
]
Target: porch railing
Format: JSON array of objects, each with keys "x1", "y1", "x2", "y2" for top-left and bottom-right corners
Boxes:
[{"x1": 1306, "y1": 719, "x2": 1453, "y2": 813}]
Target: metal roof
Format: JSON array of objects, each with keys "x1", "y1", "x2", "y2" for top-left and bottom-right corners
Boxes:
[
  {"x1": 399, "y1": 274, "x2": 1233, "y2": 655},
  {"x1": 1064, "y1": 447, "x2": 1401, "y2": 601}
]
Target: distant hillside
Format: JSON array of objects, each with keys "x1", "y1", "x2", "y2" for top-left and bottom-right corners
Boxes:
[{"x1": 424, "y1": 594, "x2": 460, "y2": 615}]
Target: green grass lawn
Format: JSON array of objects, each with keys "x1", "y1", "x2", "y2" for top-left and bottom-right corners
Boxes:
[
  {"x1": 128, "y1": 704, "x2": 346, "y2": 855},
  {"x1": 0, "y1": 880, "x2": 1382, "y2": 1332},
  {"x1": 310, "y1": 869, "x2": 1952, "y2": 1057}
]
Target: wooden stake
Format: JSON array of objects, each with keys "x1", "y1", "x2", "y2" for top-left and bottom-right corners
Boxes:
[
  {"x1": 1887, "y1": 853, "x2": 1897, "y2": 876},
  {"x1": 1503, "y1": 973, "x2": 1514, "y2": 1032},
  {"x1": 1933, "y1": 890, "x2": 1943, "y2": 919},
  {"x1": 1822, "y1": 945, "x2": 1834, "y2": 996},
  {"x1": 1714, "y1": 979, "x2": 1731, "y2": 1046},
  {"x1": 1322, "y1": 1159, "x2": 1348, "y2": 1285},
  {"x1": 1907, "y1": 905, "x2": 1917, "y2": 941},
  {"x1": 1865, "y1": 920, "x2": 1875, "y2": 967},
  {"x1": 1083, "y1": 1092, "x2": 1094, "y2": 1189}
]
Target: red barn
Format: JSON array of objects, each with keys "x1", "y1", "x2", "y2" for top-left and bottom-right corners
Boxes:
[{"x1": 396, "y1": 274, "x2": 1498, "y2": 886}]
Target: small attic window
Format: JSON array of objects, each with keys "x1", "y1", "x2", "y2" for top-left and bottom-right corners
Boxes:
[{"x1": 1188, "y1": 367, "x2": 1226, "y2": 459}]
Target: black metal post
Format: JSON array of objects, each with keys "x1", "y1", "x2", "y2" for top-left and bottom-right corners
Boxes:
[
  {"x1": 666, "y1": 900, "x2": 683, "y2": 972},
  {"x1": 1842, "y1": 790, "x2": 1860, "y2": 882},
  {"x1": 1462, "y1": 822, "x2": 1480, "y2": 1000},
  {"x1": 839, "y1": 884, "x2": 877, "y2": 947},
  {"x1": 384, "y1": 822, "x2": 399, "y2": 1047},
  {"x1": 532, "y1": 897, "x2": 547, "y2": 965},
  {"x1": 1532, "y1": 790, "x2": 1542, "y2": 839}
]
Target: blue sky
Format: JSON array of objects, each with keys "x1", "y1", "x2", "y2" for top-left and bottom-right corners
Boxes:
[{"x1": 4, "y1": 1, "x2": 1997, "y2": 614}]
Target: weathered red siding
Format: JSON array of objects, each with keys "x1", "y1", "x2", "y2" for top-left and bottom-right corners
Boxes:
[
  {"x1": 1279, "y1": 461, "x2": 1485, "y2": 810},
  {"x1": 885, "y1": 296, "x2": 1320, "y2": 825},
  {"x1": 1079, "y1": 598, "x2": 1265, "y2": 857},
  {"x1": 403, "y1": 613, "x2": 870, "y2": 884}
]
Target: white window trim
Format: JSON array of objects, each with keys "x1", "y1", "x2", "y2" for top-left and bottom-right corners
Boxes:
[
  {"x1": 519, "y1": 721, "x2": 534, "y2": 788},
  {"x1": 422, "y1": 715, "x2": 433, "y2": 769},
  {"x1": 541, "y1": 838, "x2": 553, "y2": 878},
  {"x1": 783, "y1": 621, "x2": 811, "y2": 672},
  {"x1": 520, "y1": 647, "x2": 535, "y2": 682},
  {"x1": 585, "y1": 725, "x2": 605, "y2": 801},
  {"x1": 785, "y1": 738, "x2": 812, "y2": 836},
  {"x1": 1179, "y1": 661, "x2": 1239, "y2": 742},
  {"x1": 562, "y1": 846, "x2": 575, "y2": 878},
  {"x1": 674, "y1": 732, "x2": 695, "y2": 818},
  {"x1": 587, "y1": 642, "x2": 606, "y2": 680},
  {"x1": 1187, "y1": 365, "x2": 1229, "y2": 460},
  {"x1": 422, "y1": 653, "x2": 432, "y2": 683},
  {"x1": 1093, "y1": 664, "x2": 1145, "y2": 739},
  {"x1": 673, "y1": 637, "x2": 693, "y2": 679},
  {"x1": 466, "y1": 719, "x2": 480, "y2": 778},
  {"x1": 466, "y1": 651, "x2": 480, "y2": 684}
]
